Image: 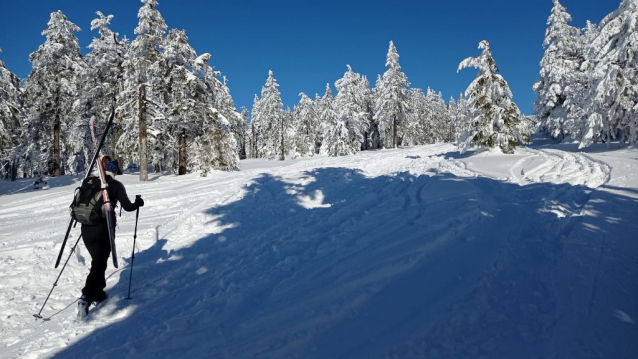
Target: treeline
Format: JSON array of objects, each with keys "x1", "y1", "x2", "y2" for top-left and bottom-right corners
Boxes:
[{"x1": 1, "y1": 0, "x2": 635, "y2": 180}]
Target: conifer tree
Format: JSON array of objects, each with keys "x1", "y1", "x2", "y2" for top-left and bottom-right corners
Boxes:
[
  {"x1": 118, "y1": 0, "x2": 168, "y2": 180},
  {"x1": 252, "y1": 70, "x2": 284, "y2": 160},
  {"x1": 190, "y1": 53, "x2": 239, "y2": 173},
  {"x1": 335, "y1": 65, "x2": 369, "y2": 153},
  {"x1": 248, "y1": 95, "x2": 260, "y2": 158},
  {"x1": 22, "y1": 11, "x2": 84, "y2": 177},
  {"x1": 404, "y1": 88, "x2": 430, "y2": 145},
  {"x1": 320, "y1": 84, "x2": 352, "y2": 156},
  {"x1": 0, "y1": 47, "x2": 24, "y2": 179},
  {"x1": 457, "y1": 41, "x2": 530, "y2": 154},
  {"x1": 374, "y1": 41, "x2": 410, "y2": 148},
  {"x1": 81, "y1": 11, "x2": 128, "y2": 171},
  {"x1": 447, "y1": 97, "x2": 460, "y2": 143},
  {"x1": 422, "y1": 89, "x2": 450, "y2": 143},
  {"x1": 585, "y1": 0, "x2": 638, "y2": 145},
  {"x1": 533, "y1": 0, "x2": 583, "y2": 140},
  {"x1": 293, "y1": 93, "x2": 319, "y2": 157},
  {"x1": 161, "y1": 29, "x2": 199, "y2": 174}
]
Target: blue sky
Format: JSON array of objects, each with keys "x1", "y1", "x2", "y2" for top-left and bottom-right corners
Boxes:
[{"x1": 0, "y1": 0, "x2": 618, "y2": 115}]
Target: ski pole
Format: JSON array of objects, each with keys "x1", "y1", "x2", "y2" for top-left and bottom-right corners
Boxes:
[
  {"x1": 34, "y1": 233, "x2": 83, "y2": 320},
  {"x1": 55, "y1": 218, "x2": 76, "y2": 268},
  {"x1": 125, "y1": 197, "x2": 140, "y2": 300}
]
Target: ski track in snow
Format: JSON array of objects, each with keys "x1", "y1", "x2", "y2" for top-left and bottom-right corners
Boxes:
[{"x1": 0, "y1": 144, "x2": 636, "y2": 359}]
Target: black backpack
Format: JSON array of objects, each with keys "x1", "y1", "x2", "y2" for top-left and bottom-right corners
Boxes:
[{"x1": 70, "y1": 176, "x2": 110, "y2": 225}]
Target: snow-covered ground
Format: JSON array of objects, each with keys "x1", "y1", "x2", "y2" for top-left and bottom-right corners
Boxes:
[{"x1": 1, "y1": 141, "x2": 637, "y2": 359}]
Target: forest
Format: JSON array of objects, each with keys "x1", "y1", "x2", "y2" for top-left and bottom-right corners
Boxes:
[{"x1": 0, "y1": 0, "x2": 636, "y2": 181}]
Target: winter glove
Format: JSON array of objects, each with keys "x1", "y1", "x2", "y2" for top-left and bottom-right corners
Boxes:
[{"x1": 134, "y1": 195, "x2": 145, "y2": 208}]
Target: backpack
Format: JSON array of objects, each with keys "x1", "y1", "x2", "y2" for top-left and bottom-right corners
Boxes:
[{"x1": 70, "y1": 176, "x2": 111, "y2": 225}]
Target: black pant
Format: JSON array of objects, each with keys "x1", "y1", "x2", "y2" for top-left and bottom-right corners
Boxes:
[{"x1": 81, "y1": 224, "x2": 111, "y2": 303}]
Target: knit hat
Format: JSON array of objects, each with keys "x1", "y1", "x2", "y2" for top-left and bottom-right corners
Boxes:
[{"x1": 105, "y1": 159, "x2": 119, "y2": 174}]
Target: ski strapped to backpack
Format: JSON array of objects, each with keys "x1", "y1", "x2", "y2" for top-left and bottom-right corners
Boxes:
[
  {"x1": 91, "y1": 116, "x2": 118, "y2": 268},
  {"x1": 55, "y1": 107, "x2": 115, "y2": 268}
]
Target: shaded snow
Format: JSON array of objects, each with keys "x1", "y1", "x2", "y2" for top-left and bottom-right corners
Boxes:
[{"x1": 0, "y1": 142, "x2": 637, "y2": 359}]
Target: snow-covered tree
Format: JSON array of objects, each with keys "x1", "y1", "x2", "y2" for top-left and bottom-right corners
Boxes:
[
  {"x1": 457, "y1": 40, "x2": 530, "y2": 154},
  {"x1": 446, "y1": 97, "x2": 460, "y2": 143},
  {"x1": 80, "y1": 11, "x2": 128, "y2": 172},
  {"x1": 247, "y1": 95, "x2": 260, "y2": 159},
  {"x1": 0, "y1": 47, "x2": 24, "y2": 179},
  {"x1": 161, "y1": 29, "x2": 200, "y2": 174},
  {"x1": 215, "y1": 76, "x2": 243, "y2": 160},
  {"x1": 22, "y1": 11, "x2": 85, "y2": 177},
  {"x1": 403, "y1": 88, "x2": 430, "y2": 145},
  {"x1": 335, "y1": 65, "x2": 369, "y2": 153},
  {"x1": 293, "y1": 92, "x2": 318, "y2": 157},
  {"x1": 584, "y1": 0, "x2": 638, "y2": 145},
  {"x1": 191, "y1": 53, "x2": 238, "y2": 173},
  {"x1": 374, "y1": 41, "x2": 410, "y2": 148},
  {"x1": 320, "y1": 83, "x2": 352, "y2": 156},
  {"x1": 533, "y1": 0, "x2": 583, "y2": 140},
  {"x1": 425, "y1": 89, "x2": 451, "y2": 143},
  {"x1": 252, "y1": 70, "x2": 284, "y2": 160},
  {"x1": 117, "y1": 0, "x2": 168, "y2": 180}
]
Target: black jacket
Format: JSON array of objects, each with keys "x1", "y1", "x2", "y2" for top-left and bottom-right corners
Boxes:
[{"x1": 105, "y1": 175, "x2": 138, "y2": 213}]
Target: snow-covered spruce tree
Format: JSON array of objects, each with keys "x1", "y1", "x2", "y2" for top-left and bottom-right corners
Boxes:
[
  {"x1": 80, "y1": 11, "x2": 128, "y2": 172},
  {"x1": 160, "y1": 29, "x2": 200, "y2": 175},
  {"x1": 0, "y1": 47, "x2": 24, "y2": 179},
  {"x1": 367, "y1": 75, "x2": 383, "y2": 149},
  {"x1": 334, "y1": 65, "x2": 369, "y2": 153},
  {"x1": 215, "y1": 77, "x2": 244, "y2": 160},
  {"x1": 403, "y1": 88, "x2": 430, "y2": 145},
  {"x1": 454, "y1": 93, "x2": 471, "y2": 142},
  {"x1": 562, "y1": 21, "x2": 600, "y2": 147},
  {"x1": 22, "y1": 11, "x2": 84, "y2": 177},
  {"x1": 374, "y1": 41, "x2": 410, "y2": 148},
  {"x1": 282, "y1": 107, "x2": 297, "y2": 159},
  {"x1": 446, "y1": 97, "x2": 460, "y2": 143},
  {"x1": 189, "y1": 53, "x2": 238, "y2": 174},
  {"x1": 457, "y1": 40, "x2": 530, "y2": 154},
  {"x1": 425, "y1": 88, "x2": 451, "y2": 143},
  {"x1": 584, "y1": 0, "x2": 638, "y2": 146},
  {"x1": 321, "y1": 83, "x2": 352, "y2": 156},
  {"x1": 117, "y1": 0, "x2": 167, "y2": 180},
  {"x1": 247, "y1": 95, "x2": 260, "y2": 158},
  {"x1": 533, "y1": 0, "x2": 583, "y2": 140},
  {"x1": 293, "y1": 93, "x2": 318, "y2": 157},
  {"x1": 359, "y1": 76, "x2": 373, "y2": 150},
  {"x1": 253, "y1": 70, "x2": 284, "y2": 160}
]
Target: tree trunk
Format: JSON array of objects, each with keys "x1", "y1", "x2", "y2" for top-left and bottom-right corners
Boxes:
[
  {"x1": 280, "y1": 117, "x2": 285, "y2": 161},
  {"x1": 53, "y1": 97, "x2": 61, "y2": 177},
  {"x1": 11, "y1": 160, "x2": 17, "y2": 181},
  {"x1": 393, "y1": 116, "x2": 397, "y2": 148},
  {"x1": 139, "y1": 84, "x2": 148, "y2": 181},
  {"x1": 251, "y1": 123, "x2": 257, "y2": 158},
  {"x1": 178, "y1": 129, "x2": 187, "y2": 175},
  {"x1": 363, "y1": 130, "x2": 368, "y2": 151}
]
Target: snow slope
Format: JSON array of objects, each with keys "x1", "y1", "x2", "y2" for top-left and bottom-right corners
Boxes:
[{"x1": 0, "y1": 142, "x2": 637, "y2": 359}]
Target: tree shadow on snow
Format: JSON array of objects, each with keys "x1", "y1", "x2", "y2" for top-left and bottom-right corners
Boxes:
[{"x1": 51, "y1": 167, "x2": 638, "y2": 359}]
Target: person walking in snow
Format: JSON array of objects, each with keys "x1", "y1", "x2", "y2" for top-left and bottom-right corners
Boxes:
[{"x1": 78, "y1": 156, "x2": 144, "y2": 318}]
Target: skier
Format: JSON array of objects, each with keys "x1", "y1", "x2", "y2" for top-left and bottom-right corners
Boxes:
[{"x1": 78, "y1": 156, "x2": 144, "y2": 318}]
